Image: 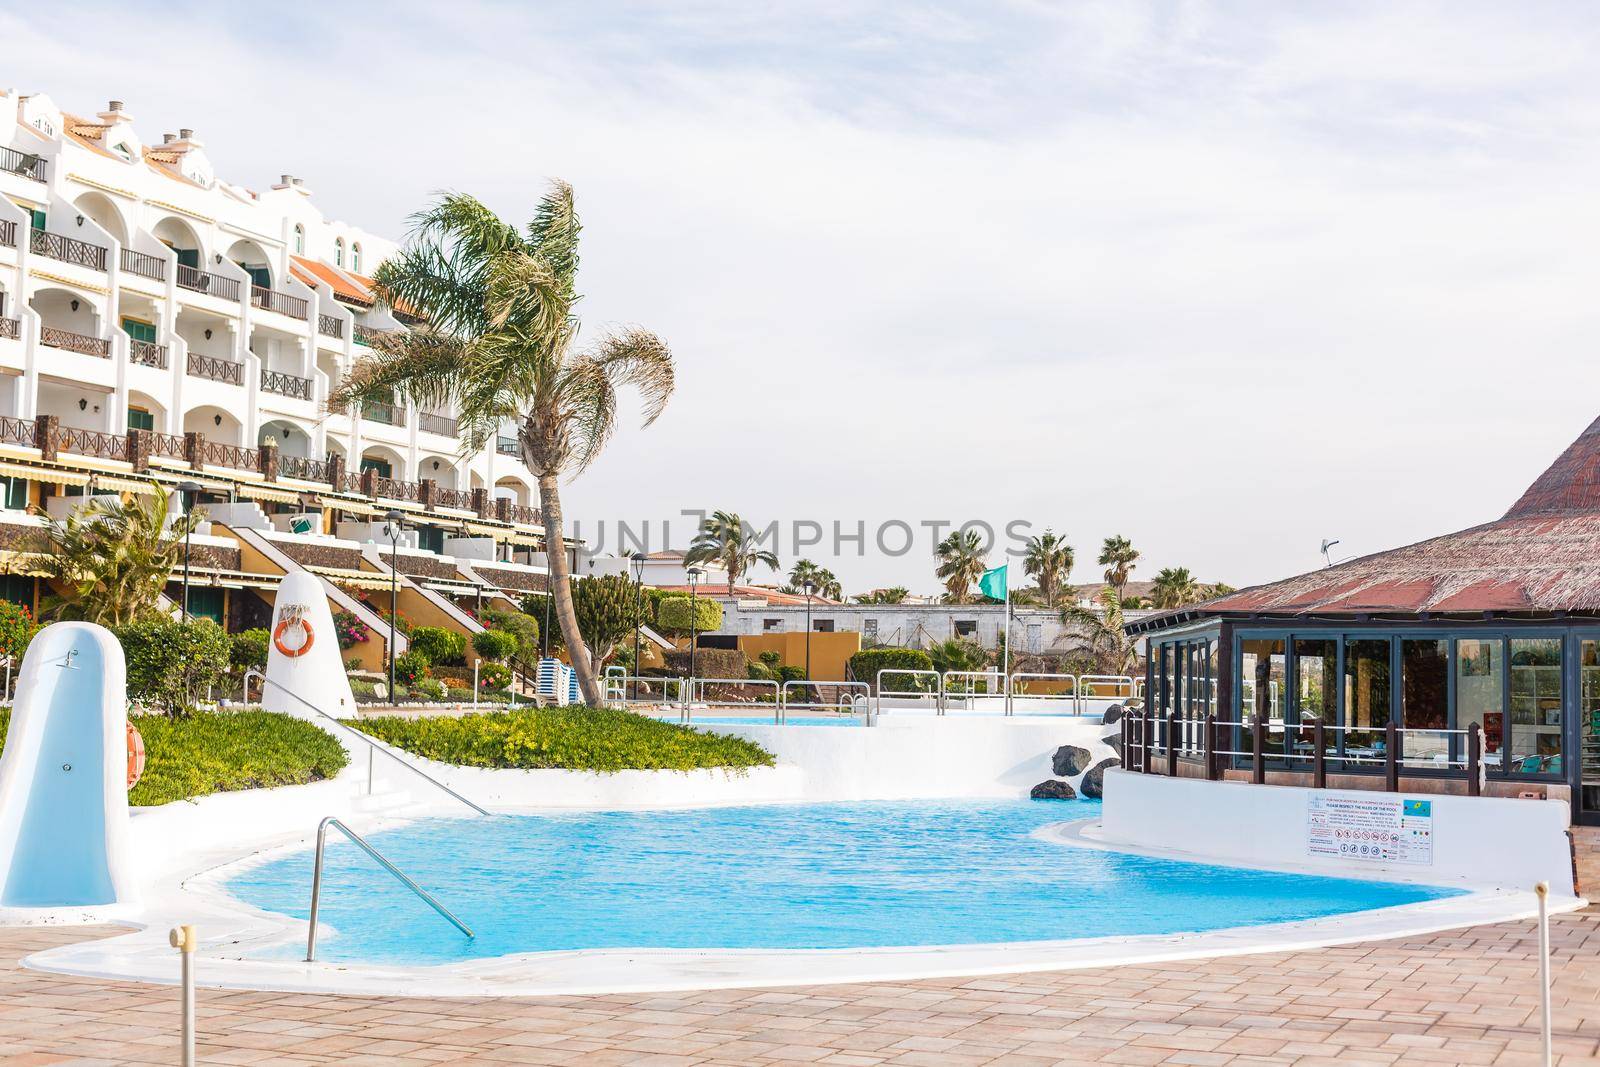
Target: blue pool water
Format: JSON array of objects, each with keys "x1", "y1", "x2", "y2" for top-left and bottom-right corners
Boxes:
[
  {"x1": 226, "y1": 800, "x2": 1461, "y2": 966},
  {"x1": 663, "y1": 715, "x2": 860, "y2": 727}
]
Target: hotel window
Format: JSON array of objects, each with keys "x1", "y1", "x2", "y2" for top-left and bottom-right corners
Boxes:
[
  {"x1": 352, "y1": 243, "x2": 362, "y2": 273},
  {"x1": 335, "y1": 238, "x2": 345, "y2": 267},
  {"x1": 126, "y1": 407, "x2": 154, "y2": 432},
  {"x1": 0, "y1": 475, "x2": 27, "y2": 511},
  {"x1": 1239, "y1": 637, "x2": 1286, "y2": 759},
  {"x1": 1292, "y1": 638, "x2": 1337, "y2": 728},
  {"x1": 763, "y1": 618, "x2": 782, "y2": 631},
  {"x1": 359, "y1": 455, "x2": 392, "y2": 478},
  {"x1": 121, "y1": 317, "x2": 156, "y2": 343},
  {"x1": 1342, "y1": 638, "x2": 1391, "y2": 760},
  {"x1": 1509, "y1": 638, "x2": 1562, "y2": 775},
  {"x1": 293, "y1": 224, "x2": 304, "y2": 254},
  {"x1": 1455, "y1": 639, "x2": 1505, "y2": 764},
  {"x1": 1400, "y1": 639, "x2": 1449, "y2": 768},
  {"x1": 28, "y1": 208, "x2": 45, "y2": 231}
]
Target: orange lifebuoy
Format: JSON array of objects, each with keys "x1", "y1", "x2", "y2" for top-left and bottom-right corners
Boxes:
[
  {"x1": 273, "y1": 617, "x2": 315, "y2": 658},
  {"x1": 127, "y1": 722, "x2": 145, "y2": 789}
]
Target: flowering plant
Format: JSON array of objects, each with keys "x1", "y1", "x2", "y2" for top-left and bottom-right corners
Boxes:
[{"x1": 332, "y1": 610, "x2": 371, "y2": 650}]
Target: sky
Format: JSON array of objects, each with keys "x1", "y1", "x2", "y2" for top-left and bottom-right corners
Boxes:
[{"x1": 8, "y1": 1, "x2": 1599, "y2": 596}]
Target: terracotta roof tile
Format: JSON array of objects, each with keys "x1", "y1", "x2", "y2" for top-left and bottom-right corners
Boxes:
[{"x1": 291, "y1": 255, "x2": 373, "y2": 306}]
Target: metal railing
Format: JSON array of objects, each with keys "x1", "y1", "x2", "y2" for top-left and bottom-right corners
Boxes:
[
  {"x1": 31, "y1": 229, "x2": 108, "y2": 270},
  {"x1": 177, "y1": 263, "x2": 242, "y2": 301},
  {"x1": 0, "y1": 219, "x2": 16, "y2": 248},
  {"x1": 1005, "y1": 673, "x2": 1080, "y2": 716},
  {"x1": 130, "y1": 339, "x2": 168, "y2": 369},
  {"x1": 186, "y1": 351, "x2": 244, "y2": 385},
  {"x1": 496, "y1": 435, "x2": 518, "y2": 456},
  {"x1": 361, "y1": 400, "x2": 398, "y2": 424},
  {"x1": 353, "y1": 323, "x2": 389, "y2": 346},
  {"x1": 305, "y1": 816, "x2": 473, "y2": 962},
  {"x1": 0, "y1": 146, "x2": 46, "y2": 182},
  {"x1": 244, "y1": 669, "x2": 488, "y2": 814},
  {"x1": 875, "y1": 668, "x2": 945, "y2": 719},
  {"x1": 418, "y1": 411, "x2": 458, "y2": 437},
  {"x1": 120, "y1": 247, "x2": 166, "y2": 281},
  {"x1": 0, "y1": 318, "x2": 17, "y2": 341},
  {"x1": 778, "y1": 680, "x2": 869, "y2": 724},
  {"x1": 317, "y1": 313, "x2": 344, "y2": 338},
  {"x1": 40, "y1": 326, "x2": 110, "y2": 357},
  {"x1": 251, "y1": 285, "x2": 310, "y2": 320},
  {"x1": 261, "y1": 367, "x2": 313, "y2": 400},
  {"x1": 681, "y1": 677, "x2": 781, "y2": 722},
  {"x1": 604, "y1": 671, "x2": 689, "y2": 706}
]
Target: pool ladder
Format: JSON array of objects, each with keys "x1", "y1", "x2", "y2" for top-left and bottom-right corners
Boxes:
[{"x1": 305, "y1": 816, "x2": 474, "y2": 962}]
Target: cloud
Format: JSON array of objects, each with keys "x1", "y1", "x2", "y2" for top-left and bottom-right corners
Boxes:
[{"x1": 10, "y1": 0, "x2": 1600, "y2": 596}]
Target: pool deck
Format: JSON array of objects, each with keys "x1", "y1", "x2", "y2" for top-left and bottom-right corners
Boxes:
[{"x1": 3, "y1": 828, "x2": 1598, "y2": 1066}]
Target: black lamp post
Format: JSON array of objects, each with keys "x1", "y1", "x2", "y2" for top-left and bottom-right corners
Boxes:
[
  {"x1": 686, "y1": 565, "x2": 703, "y2": 695},
  {"x1": 384, "y1": 509, "x2": 403, "y2": 697},
  {"x1": 177, "y1": 481, "x2": 201, "y2": 623},
  {"x1": 802, "y1": 579, "x2": 816, "y2": 683},
  {"x1": 630, "y1": 552, "x2": 646, "y2": 702}
]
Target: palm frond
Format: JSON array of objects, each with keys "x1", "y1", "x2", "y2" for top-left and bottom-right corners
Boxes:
[
  {"x1": 328, "y1": 330, "x2": 475, "y2": 414},
  {"x1": 524, "y1": 180, "x2": 581, "y2": 300},
  {"x1": 586, "y1": 327, "x2": 675, "y2": 428}
]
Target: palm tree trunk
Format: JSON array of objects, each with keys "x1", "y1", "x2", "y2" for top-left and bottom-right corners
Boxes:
[{"x1": 537, "y1": 473, "x2": 601, "y2": 706}]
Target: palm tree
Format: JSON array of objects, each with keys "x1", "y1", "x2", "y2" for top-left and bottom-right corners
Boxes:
[
  {"x1": 685, "y1": 510, "x2": 779, "y2": 589},
  {"x1": 1022, "y1": 530, "x2": 1074, "y2": 608},
  {"x1": 330, "y1": 184, "x2": 673, "y2": 705},
  {"x1": 854, "y1": 586, "x2": 909, "y2": 604},
  {"x1": 1060, "y1": 585, "x2": 1140, "y2": 675},
  {"x1": 785, "y1": 559, "x2": 842, "y2": 600},
  {"x1": 935, "y1": 530, "x2": 987, "y2": 603},
  {"x1": 34, "y1": 488, "x2": 202, "y2": 626},
  {"x1": 1097, "y1": 535, "x2": 1140, "y2": 603},
  {"x1": 1150, "y1": 566, "x2": 1202, "y2": 609}
]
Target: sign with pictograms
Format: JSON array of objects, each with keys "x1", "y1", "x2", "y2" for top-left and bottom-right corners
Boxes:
[{"x1": 1307, "y1": 794, "x2": 1434, "y2": 865}]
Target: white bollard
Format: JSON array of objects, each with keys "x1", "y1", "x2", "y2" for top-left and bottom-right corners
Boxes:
[
  {"x1": 168, "y1": 925, "x2": 196, "y2": 1067},
  {"x1": 1535, "y1": 881, "x2": 1552, "y2": 1067}
]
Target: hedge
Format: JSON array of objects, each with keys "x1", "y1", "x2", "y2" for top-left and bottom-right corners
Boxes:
[
  {"x1": 0, "y1": 708, "x2": 349, "y2": 806},
  {"x1": 472, "y1": 628, "x2": 519, "y2": 662},
  {"x1": 115, "y1": 618, "x2": 232, "y2": 715},
  {"x1": 662, "y1": 648, "x2": 745, "y2": 680},
  {"x1": 849, "y1": 647, "x2": 937, "y2": 691},
  {"x1": 345, "y1": 707, "x2": 775, "y2": 773},
  {"x1": 408, "y1": 625, "x2": 466, "y2": 666},
  {"x1": 656, "y1": 596, "x2": 723, "y2": 634}
]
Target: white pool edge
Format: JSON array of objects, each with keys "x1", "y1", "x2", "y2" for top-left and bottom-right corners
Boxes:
[{"x1": 20, "y1": 811, "x2": 1583, "y2": 998}]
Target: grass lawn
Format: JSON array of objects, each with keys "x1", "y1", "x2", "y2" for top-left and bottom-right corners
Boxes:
[
  {"x1": 346, "y1": 707, "x2": 775, "y2": 773},
  {"x1": 0, "y1": 708, "x2": 350, "y2": 806}
]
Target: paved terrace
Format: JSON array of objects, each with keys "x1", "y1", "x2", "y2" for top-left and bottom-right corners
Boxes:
[{"x1": 2, "y1": 828, "x2": 1598, "y2": 1066}]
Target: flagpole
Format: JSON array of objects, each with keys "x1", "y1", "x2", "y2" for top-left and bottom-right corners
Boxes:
[{"x1": 1002, "y1": 563, "x2": 1011, "y2": 694}]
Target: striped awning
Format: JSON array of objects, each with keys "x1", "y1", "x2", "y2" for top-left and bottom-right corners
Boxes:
[
  {"x1": 239, "y1": 484, "x2": 304, "y2": 505},
  {"x1": 306, "y1": 567, "x2": 392, "y2": 591},
  {"x1": 0, "y1": 462, "x2": 90, "y2": 488}
]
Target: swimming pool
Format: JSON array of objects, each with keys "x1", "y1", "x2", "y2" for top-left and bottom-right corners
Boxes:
[
  {"x1": 224, "y1": 800, "x2": 1461, "y2": 967},
  {"x1": 665, "y1": 714, "x2": 861, "y2": 727}
]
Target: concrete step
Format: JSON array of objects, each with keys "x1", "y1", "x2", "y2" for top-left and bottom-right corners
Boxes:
[{"x1": 350, "y1": 788, "x2": 413, "y2": 813}]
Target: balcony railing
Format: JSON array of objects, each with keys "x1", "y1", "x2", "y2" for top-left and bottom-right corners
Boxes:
[
  {"x1": 150, "y1": 431, "x2": 187, "y2": 460},
  {"x1": 55, "y1": 426, "x2": 128, "y2": 461},
  {"x1": 353, "y1": 323, "x2": 390, "y2": 347},
  {"x1": 433, "y1": 486, "x2": 473, "y2": 510},
  {"x1": 496, "y1": 435, "x2": 518, "y2": 456},
  {"x1": 418, "y1": 412, "x2": 458, "y2": 438},
  {"x1": 177, "y1": 263, "x2": 241, "y2": 301},
  {"x1": 279, "y1": 454, "x2": 331, "y2": 483},
  {"x1": 317, "y1": 313, "x2": 344, "y2": 339},
  {"x1": 130, "y1": 339, "x2": 168, "y2": 369},
  {"x1": 205, "y1": 441, "x2": 260, "y2": 471},
  {"x1": 41, "y1": 326, "x2": 110, "y2": 357},
  {"x1": 31, "y1": 230, "x2": 108, "y2": 271},
  {"x1": 120, "y1": 248, "x2": 166, "y2": 281},
  {"x1": 251, "y1": 285, "x2": 309, "y2": 320},
  {"x1": 187, "y1": 351, "x2": 244, "y2": 385},
  {"x1": 0, "y1": 147, "x2": 46, "y2": 182},
  {"x1": 0, "y1": 219, "x2": 14, "y2": 248},
  {"x1": 375, "y1": 476, "x2": 421, "y2": 502},
  {"x1": 508, "y1": 503, "x2": 540, "y2": 526},
  {"x1": 0, "y1": 318, "x2": 17, "y2": 341},
  {"x1": 361, "y1": 401, "x2": 398, "y2": 425},
  {"x1": 0, "y1": 416, "x2": 32, "y2": 447},
  {"x1": 261, "y1": 368, "x2": 313, "y2": 401}
]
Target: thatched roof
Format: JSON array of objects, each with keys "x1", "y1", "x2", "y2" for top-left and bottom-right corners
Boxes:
[{"x1": 1132, "y1": 416, "x2": 1600, "y2": 630}]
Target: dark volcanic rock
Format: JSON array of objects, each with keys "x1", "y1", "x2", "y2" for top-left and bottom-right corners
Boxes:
[
  {"x1": 1101, "y1": 703, "x2": 1125, "y2": 726},
  {"x1": 1079, "y1": 758, "x2": 1119, "y2": 799},
  {"x1": 1051, "y1": 744, "x2": 1093, "y2": 777},
  {"x1": 1030, "y1": 779, "x2": 1078, "y2": 800},
  {"x1": 1102, "y1": 735, "x2": 1123, "y2": 761}
]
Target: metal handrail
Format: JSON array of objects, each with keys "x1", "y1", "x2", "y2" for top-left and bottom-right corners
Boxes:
[
  {"x1": 779, "y1": 679, "x2": 869, "y2": 725},
  {"x1": 306, "y1": 816, "x2": 473, "y2": 961},
  {"x1": 1006, "y1": 672, "x2": 1080, "y2": 716},
  {"x1": 874, "y1": 668, "x2": 944, "y2": 719},
  {"x1": 244, "y1": 669, "x2": 488, "y2": 815},
  {"x1": 683, "y1": 677, "x2": 779, "y2": 722}
]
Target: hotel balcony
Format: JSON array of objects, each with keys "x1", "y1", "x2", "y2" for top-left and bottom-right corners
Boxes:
[
  {"x1": 40, "y1": 325, "x2": 110, "y2": 358},
  {"x1": 353, "y1": 323, "x2": 391, "y2": 347},
  {"x1": 317, "y1": 313, "x2": 343, "y2": 339},
  {"x1": 250, "y1": 285, "x2": 309, "y2": 321},
  {"x1": 0, "y1": 318, "x2": 18, "y2": 341},
  {"x1": 361, "y1": 400, "x2": 398, "y2": 425},
  {"x1": 177, "y1": 263, "x2": 242, "y2": 301},
  {"x1": 0, "y1": 146, "x2": 46, "y2": 183},
  {"x1": 119, "y1": 247, "x2": 166, "y2": 282},
  {"x1": 30, "y1": 229, "x2": 108, "y2": 272},
  {"x1": 261, "y1": 367, "x2": 313, "y2": 401},
  {"x1": 187, "y1": 350, "x2": 245, "y2": 385},
  {"x1": 496, "y1": 435, "x2": 518, "y2": 456},
  {"x1": 419, "y1": 412, "x2": 458, "y2": 438},
  {"x1": 0, "y1": 219, "x2": 15, "y2": 249},
  {"x1": 129, "y1": 338, "x2": 168, "y2": 369}
]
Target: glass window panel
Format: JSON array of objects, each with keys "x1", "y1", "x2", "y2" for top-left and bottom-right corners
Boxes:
[
  {"x1": 1581, "y1": 641, "x2": 1600, "y2": 814},
  {"x1": 1293, "y1": 638, "x2": 1338, "y2": 760},
  {"x1": 1400, "y1": 639, "x2": 1449, "y2": 769},
  {"x1": 1455, "y1": 639, "x2": 1505, "y2": 769},
  {"x1": 1509, "y1": 638, "x2": 1563, "y2": 775},
  {"x1": 1239, "y1": 638, "x2": 1286, "y2": 759},
  {"x1": 1342, "y1": 639, "x2": 1391, "y2": 768}
]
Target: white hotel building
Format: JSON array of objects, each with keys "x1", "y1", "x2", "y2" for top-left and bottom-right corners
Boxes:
[{"x1": 0, "y1": 89, "x2": 557, "y2": 668}]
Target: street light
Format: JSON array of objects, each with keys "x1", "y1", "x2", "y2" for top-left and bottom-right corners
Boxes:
[
  {"x1": 176, "y1": 481, "x2": 202, "y2": 623},
  {"x1": 384, "y1": 509, "x2": 404, "y2": 698},
  {"x1": 802, "y1": 579, "x2": 816, "y2": 685},
  {"x1": 630, "y1": 552, "x2": 646, "y2": 703},
  {"x1": 686, "y1": 565, "x2": 703, "y2": 699}
]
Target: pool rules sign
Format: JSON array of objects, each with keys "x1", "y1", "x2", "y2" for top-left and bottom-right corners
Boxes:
[{"x1": 1307, "y1": 795, "x2": 1434, "y2": 865}]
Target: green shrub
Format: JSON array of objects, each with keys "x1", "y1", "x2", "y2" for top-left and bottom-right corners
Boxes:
[
  {"x1": 0, "y1": 708, "x2": 349, "y2": 806},
  {"x1": 472, "y1": 628, "x2": 519, "y2": 662},
  {"x1": 662, "y1": 648, "x2": 745, "y2": 679},
  {"x1": 229, "y1": 628, "x2": 269, "y2": 675},
  {"x1": 849, "y1": 647, "x2": 936, "y2": 691},
  {"x1": 394, "y1": 649, "x2": 431, "y2": 686},
  {"x1": 477, "y1": 661, "x2": 511, "y2": 691},
  {"x1": 345, "y1": 707, "x2": 775, "y2": 773},
  {"x1": 413, "y1": 677, "x2": 447, "y2": 702},
  {"x1": 0, "y1": 600, "x2": 37, "y2": 663},
  {"x1": 746, "y1": 661, "x2": 775, "y2": 681},
  {"x1": 408, "y1": 625, "x2": 466, "y2": 666},
  {"x1": 115, "y1": 618, "x2": 232, "y2": 716},
  {"x1": 479, "y1": 609, "x2": 539, "y2": 662},
  {"x1": 656, "y1": 596, "x2": 722, "y2": 635}
]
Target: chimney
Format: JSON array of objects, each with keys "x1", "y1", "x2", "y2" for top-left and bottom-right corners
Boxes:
[
  {"x1": 179, "y1": 127, "x2": 193, "y2": 139},
  {"x1": 162, "y1": 133, "x2": 175, "y2": 143},
  {"x1": 108, "y1": 100, "x2": 123, "y2": 113},
  {"x1": 281, "y1": 173, "x2": 293, "y2": 185}
]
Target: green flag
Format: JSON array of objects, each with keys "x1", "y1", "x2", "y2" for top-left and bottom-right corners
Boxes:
[{"x1": 977, "y1": 564, "x2": 1007, "y2": 602}]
